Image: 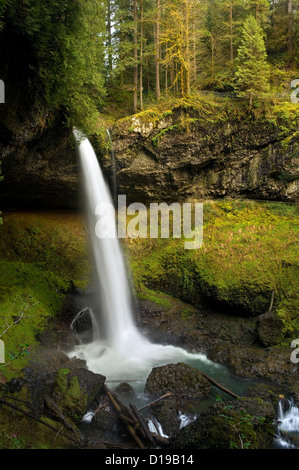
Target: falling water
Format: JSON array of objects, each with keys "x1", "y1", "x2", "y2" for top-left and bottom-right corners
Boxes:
[
  {"x1": 68, "y1": 132, "x2": 220, "y2": 384},
  {"x1": 275, "y1": 399, "x2": 299, "y2": 449}
]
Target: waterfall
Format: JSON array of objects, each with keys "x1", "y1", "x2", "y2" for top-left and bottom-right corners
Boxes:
[
  {"x1": 68, "y1": 131, "x2": 217, "y2": 383},
  {"x1": 275, "y1": 398, "x2": 299, "y2": 448}
]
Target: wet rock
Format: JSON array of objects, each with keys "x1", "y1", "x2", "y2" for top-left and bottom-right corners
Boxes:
[
  {"x1": 170, "y1": 398, "x2": 276, "y2": 449},
  {"x1": 6, "y1": 377, "x2": 27, "y2": 394},
  {"x1": 151, "y1": 396, "x2": 180, "y2": 438},
  {"x1": 256, "y1": 311, "x2": 284, "y2": 347},
  {"x1": 71, "y1": 308, "x2": 95, "y2": 343},
  {"x1": 92, "y1": 404, "x2": 123, "y2": 437},
  {"x1": 52, "y1": 367, "x2": 106, "y2": 424},
  {"x1": 115, "y1": 382, "x2": 136, "y2": 399},
  {"x1": 144, "y1": 363, "x2": 211, "y2": 404}
]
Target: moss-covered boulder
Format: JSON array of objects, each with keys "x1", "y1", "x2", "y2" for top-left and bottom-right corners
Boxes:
[
  {"x1": 144, "y1": 363, "x2": 211, "y2": 403},
  {"x1": 170, "y1": 398, "x2": 276, "y2": 449},
  {"x1": 52, "y1": 367, "x2": 106, "y2": 424}
]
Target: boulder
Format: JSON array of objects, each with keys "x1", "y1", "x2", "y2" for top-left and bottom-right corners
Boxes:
[
  {"x1": 144, "y1": 363, "x2": 211, "y2": 403},
  {"x1": 170, "y1": 398, "x2": 276, "y2": 449},
  {"x1": 256, "y1": 311, "x2": 284, "y2": 347},
  {"x1": 114, "y1": 382, "x2": 137, "y2": 399},
  {"x1": 71, "y1": 308, "x2": 95, "y2": 343},
  {"x1": 51, "y1": 366, "x2": 106, "y2": 424}
]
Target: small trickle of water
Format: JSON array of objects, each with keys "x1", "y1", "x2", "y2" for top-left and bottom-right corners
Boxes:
[
  {"x1": 275, "y1": 399, "x2": 299, "y2": 449},
  {"x1": 147, "y1": 417, "x2": 169, "y2": 438},
  {"x1": 178, "y1": 411, "x2": 197, "y2": 430}
]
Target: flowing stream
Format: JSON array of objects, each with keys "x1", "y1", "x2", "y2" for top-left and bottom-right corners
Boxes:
[{"x1": 69, "y1": 131, "x2": 236, "y2": 393}]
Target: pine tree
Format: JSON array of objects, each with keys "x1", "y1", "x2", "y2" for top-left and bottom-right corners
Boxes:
[{"x1": 235, "y1": 15, "x2": 270, "y2": 106}]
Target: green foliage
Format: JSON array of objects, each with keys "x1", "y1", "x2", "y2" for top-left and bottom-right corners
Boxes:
[
  {"x1": 219, "y1": 405, "x2": 267, "y2": 449},
  {"x1": 235, "y1": 15, "x2": 270, "y2": 105},
  {"x1": 1, "y1": 0, "x2": 106, "y2": 134}
]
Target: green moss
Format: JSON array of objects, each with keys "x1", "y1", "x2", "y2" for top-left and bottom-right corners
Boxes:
[
  {"x1": 0, "y1": 212, "x2": 89, "y2": 380},
  {"x1": 53, "y1": 369, "x2": 87, "y2": 423},
  {"x1": 152, "y1": 125, "x2": 179, "y2": 146},
  {"x1": 125, "y1": 200, "x2": 299, "y2": 344}
]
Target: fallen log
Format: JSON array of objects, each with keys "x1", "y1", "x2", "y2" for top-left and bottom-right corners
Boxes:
[
  {"x1": 150, "y1": 432, "x2": 169, "y2": 446},
  {"x1": 44, "y1": 395, "x2": 79, "y2": 436},
  {"x1": 130, "y1": 404, "x2": 156, "y2": 447},
  {"x1": 198, "y1": 371, "x2": 240, "y2": 399},
  {"x1": 104, "y1": 385, "x2": 146, "y2": 449},
  {"x1": 93, "y1": 401, "x2": 109, "y2": 415}
]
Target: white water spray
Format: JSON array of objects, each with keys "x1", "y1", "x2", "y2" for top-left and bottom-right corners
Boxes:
[
  {"x1": 69, "y1": 132, "x2": 216, "y2": 382},
  {"x1": 275, "y1": 399, "x2": 299, "y2": 449}
]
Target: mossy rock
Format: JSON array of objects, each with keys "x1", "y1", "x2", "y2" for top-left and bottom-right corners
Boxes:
[
  {"x1": 52, "y1": 367, "x2": 106, "y2": 424},
  {"x1": 170, "y1": 398, "x2": 276, "y2": 449},
  {"x1": 144, "y1": 363, "x2": 211, "y2": 403}
]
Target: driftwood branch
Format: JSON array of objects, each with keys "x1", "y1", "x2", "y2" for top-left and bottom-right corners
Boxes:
[
  {"x1": 198, "y1": 371, "x2": 240, "y2": 399},
  {"x1": 44, "y1": 395, "x2": 79, "y2": 436},
  {"x1": 93, "y1": 401, "x2": 109, "y2": 415},
  {"x1": 268, "y1": 289, "x2": 275, "y2": 314},
  {"x1": 138, "y1": 392, "x2": 173, "y2": 411}
]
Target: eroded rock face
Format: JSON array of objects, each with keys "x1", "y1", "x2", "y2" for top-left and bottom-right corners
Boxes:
[
  {"x1": 107, "y1": 107, "x2": 298, "y2": 204},
  {"x1": 0, "y1": 95, "x2": 80, "y2": 210},
  {"x1": 1, "y1": 103, "x2": 297, "y2": 209}
]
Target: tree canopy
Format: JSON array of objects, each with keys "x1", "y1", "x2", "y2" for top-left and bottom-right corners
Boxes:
[{"x1": 0, "y1": 0, "x2": 298, "y2": 129}]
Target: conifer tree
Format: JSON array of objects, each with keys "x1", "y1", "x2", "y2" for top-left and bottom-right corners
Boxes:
[{"x1": 235, "y1": 15, "x2": 270, "y2": 106}]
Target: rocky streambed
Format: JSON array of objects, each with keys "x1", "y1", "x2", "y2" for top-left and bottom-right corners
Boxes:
[{"x1": 1, "y1": 291, "x2": 297, "y2": 450}]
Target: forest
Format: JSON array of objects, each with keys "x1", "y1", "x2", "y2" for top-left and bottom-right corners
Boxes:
[{"x1": 0, "y1": 0, "x2": 298, "y2": 132}]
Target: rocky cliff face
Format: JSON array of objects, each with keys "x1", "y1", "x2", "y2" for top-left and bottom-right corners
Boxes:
[
  {"x1": 108, "y1": 106, "x2": 298, "y2": 205},
  {"x1": 0, "y1": 103, "x2": 298, "y2": 209},
  {"x1": 0, "y1": 93, "x2": 79, "y2": 210}
]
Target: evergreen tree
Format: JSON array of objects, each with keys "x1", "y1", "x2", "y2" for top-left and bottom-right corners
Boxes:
[
  {"x1": 235, "y1": 15, "x2": 270, "y2": 106},
  {"x1": 0, "y1": 0, "x2": 106, "y2": 134}
]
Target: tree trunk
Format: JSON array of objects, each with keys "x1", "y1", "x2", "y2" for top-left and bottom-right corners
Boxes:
[
  {"x1": 230, "y1": 2, "x2": 234, "y2": 66},
  {"x1": 287, "y1": 0, "x2": 293, "y2": 56},
  {"x1": 107, "y1": 0, "x2": 113, "y2": 77},
  {"x1": 193, "y1": 23, "x2": 197, "y2": 82},
  {"x1": 133, "y1": 0, "x2": 138, "y2": 113},
  {"x1": 184, "y1": 0, "x2": 191, "y2": 96},
  {"x1": 155, "y1": 0, "x2": 161, "y2": 100},
  {"x1": 139, "y1": 0, "x2": 144, "y2": 110}
]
